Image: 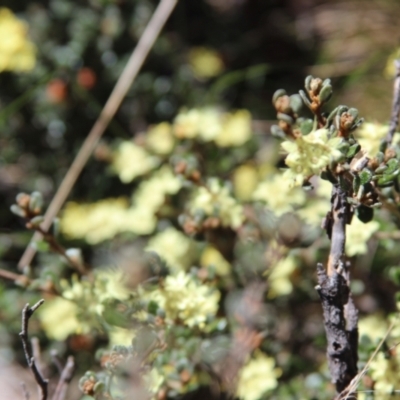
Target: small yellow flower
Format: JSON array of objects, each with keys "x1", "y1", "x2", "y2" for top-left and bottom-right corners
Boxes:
[
  {"x1": 61, "y1": 198, "x2": 130, "y2": 244},
  {"x1": 267, "y1": 256, "x2": 297, "y2": 298},
  {"x1": 112, "y1": 141, "x2": 159, "y2": 183},
  {"x1": 190, "y1": 178, "x2": 244, "y2": 229},
  {"x1": 233, "y1": 164, "x2": 259, "y2": 201},
  {"x1": 145, "y1": 122, "x2": 175, "y2": 155},
  {"x1": 146, "y1": 227, "x2": 197, "y2": 272},
  {"x1": 200, "y1": 245, "x2": 231, "y2": 276},
  {"x1": 281, "y1": 129, "x2": 342, "y2": 186},
  {"x1": 151, "y1": 271, "x2": 220, "y2": 328},
  {"x1": 236, "y1": 351, "x2": 281, "y2": 400},
  {"x1": 358, "y1": 314, "x2": 388, "y2": 342},
  {"x1": 0, "y1": 8, "x2": 36, "y2": 72},
  {"x1": 346, "y1": 218, "x2": 379, "y2": 257},
  {"x1": 38, "y1": 297, "x2": 81, "y2": 340},
  {"x1": 253, "y1": 173, "x2": 306, "y2": 216},
  {"x1": 214, "y1": 110, "x2": 252, "y2": 147},
  {"x1": 188, "y1": 47, "x2": 224, "y2": 79}
]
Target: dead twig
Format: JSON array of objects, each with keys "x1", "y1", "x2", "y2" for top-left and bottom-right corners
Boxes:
[
  {"x1": 19, "y1": 300, "x2": 48, "y2": 400},
  {"x1": 51, "y1": 356, "x2": 75, "y2": 400},
  {"x1": 18, "y1": 0, "x2": 179, "y2": 270}
]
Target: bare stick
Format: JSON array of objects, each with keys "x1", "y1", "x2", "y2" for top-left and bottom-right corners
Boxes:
[
  {"x1": 18, "y1": 0, "x2": 178, "y2": 270},
  {"x1": 19, "y1": 300, "x2": 48, "y2": 400},
  {"x1": 385, "y1": 59, "x2": 400, "y2": 145},
  {"x1": 51, "y1": 356, "x2": 75, "y2": 400}
]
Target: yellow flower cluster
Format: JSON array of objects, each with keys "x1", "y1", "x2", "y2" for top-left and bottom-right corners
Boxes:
[
  {"x1": 173, "y1": 108, "x2": 252, "y2": 147},
  {"x1": 145, "y1": 122, "x2": 175, "y2": 155},
  {"x1": 253, "y1": 173, "x2": 306, "y2": 216},
  {"x1": 151, "y1": 271, "x2": 220, "y2": 328},
  {"x1": 236, "y1": 351, "x2": 281, "y2": 400},
  {"x1": 356, "y1": 122, "x2": 400, "y2": 157},
  {"x1": 0, "y1": 8, "x2": 36, "y2": 72},
  {"x1": 112, "y1": 141, "x2": 159, "y2": 183},
  {"x1": 190, "y1": 178, "x2": 244, "y2": 229},
  {"x1": 39, "y1": 269, "x2": 130, "y2": 340},
  {"x1": 346, "y1": 217, "x2": 379, "y2": 257},
  {"x1": 146, "y1": 227, "x2": 197, "y2": 272},
  {"x1": 200, "y1": 245, "x2": 231, "y2": 276},
  {"x1": 281, "y1": 129, "x2": 342, "y2": 186},
  {"x1": 267, "y1": 255, "x2": 297, "y2": 298},
  {"x1": 61, "y1": 167, "x2": 182, "y2": 243}
]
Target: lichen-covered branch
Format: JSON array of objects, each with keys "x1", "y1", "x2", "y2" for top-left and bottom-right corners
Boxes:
[
  {"x1": 319, "y1": 185, "x2": 358, "y2": 396},
  {"x1": 316, "y1": 264, "x2": 358, "y2": 396}
]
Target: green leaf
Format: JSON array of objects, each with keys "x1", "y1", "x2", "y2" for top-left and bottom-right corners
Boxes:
[
  {"x1": 388, "y1": 266, "x2": 400, "y2": 285},
  {"x1": 32, "y1": 240, "x2": 50, "y2": 253},
  {"x1": 359, "y1": 169, "x2": 372, "y2": 185}
]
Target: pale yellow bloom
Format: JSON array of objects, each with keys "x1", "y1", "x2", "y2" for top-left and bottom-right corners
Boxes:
[
  {"x1": 236, "y1": 351, "x2": 281, "y2": 400},
  {"x1": 190, "y1": 178, "x2": 244, "y2": 229},
  {"x1": 151, "y1": 271, "x2": 220, "y2": 328},
  {"x1": 253, "y1": 173, "x2": 306, "y2": 216},
  {"x1": 38, "y1": 297, "x2": 81, "y2": 340},
  {"x1": 358, "y1": 314, "x2": 388, "y2": 342},
  {"x1": 267, "y1": 256, "x2": 297, "y2": 298},
  {"x1": 214, "y1": 110, "x2": 252, "y2": 147},
  {"x1": 144, "y1": 368, "x2": 165, "y2": 397},
  {"x1": 297, "y1": 198, "x2": 330, "y2": 226},
  {"x1": 109, "y1": 327, "x2": 134, "y2": 347},
  {"x1": 0, "y1": 8, "x2": 36, "y2": 72},
  {"x1": 233, "y1": 164, "x2": 259, "y2": 201},
  {"x1": 145, "y1": 122, "x2": 175, "y2": 155},
  {"x1": 346, "y1": 218, "x2": 379, "y2": 257},
  {"x1": 173, "y1": 109, "x2": 202, "y2": 139},
  {"x1": 173, "y1": 107, "x2": 222, "y2": 141},
  {"x1": 188, "y1": 46, "x2": 224, "y2": 79},
  {"x1": 368, "y1": 352, "x2": 400, "y2": 399},
  {"x1": 61, "y1": 198, "x2": 130, "y2": 244},
  {"x1": 281, "y1": 129, "x2": 342, "y2": 186},
  {"x1": 200, "y1": 245, "x2": 231, "y2": 276},
  {"x1": 146, "y1": 227, "x2": 197, "y2": 272},
  {"x1": 112, "y1": 141, "x2": 159, "y2": 183}
]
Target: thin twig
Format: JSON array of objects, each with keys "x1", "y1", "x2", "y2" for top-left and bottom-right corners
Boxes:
[
  {"x1": 385, "y1": 59, "x2": 400, "y2": 145},
  {"x1": 20, "y1": 382, "x2": 30, "y2": 400},
  {"x1": 19, "y1": 300, "x2": 48, "y2": 400},
  {"x1": 18, "y1": 0, "x2": 179, "y2": 270},
  {"x1": 51, "y1": 356, "x2": 75, "y2": 400}
]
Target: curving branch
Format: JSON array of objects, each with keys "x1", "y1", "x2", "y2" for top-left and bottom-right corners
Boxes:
[
  {"x1": 19, "y1": 300, "x2": 48, "y2": 400},
  {"x1": 385, "y1": 59, "x2": 400, "y2": 146}
]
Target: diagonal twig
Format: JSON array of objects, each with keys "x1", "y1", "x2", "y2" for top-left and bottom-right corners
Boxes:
[
  {"x1": 385, "y1": 59, "x2": 400, "y2": 145},
  {"x1": 18, "y1": 0, "x2": 179, "y2": 270},
  {"x1": 19, "y1": 299, "x2": 48, "y2": 400},
  {"x1": 51, "y1": 356, "x2": 75, "y2": 400}
]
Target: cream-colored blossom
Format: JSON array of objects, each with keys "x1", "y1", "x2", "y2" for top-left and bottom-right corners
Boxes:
[
  {"x1": 200, "y1": 245, "x2": 231, "y2": 276},
  {"x1": 281, "y1": 129, "x2": 342, "y2": 186},
  {"x1": 267, "y1": 256, "x2": 297, "y2": 298},
  {"x1": 0, "y1": 8, "x2": 36, "y2": 72},
  {"x1": 145, "y1": 122, "x2": 175, "y2": 155},
  {"x1": 214, "y1": 110, "x2": 252, "y2": 147},
  {"x1": 61, "y1": 198, "x2": 130, "y2": 244},
  {"x1": 109, "y1": 327, "x2": 134, "y2": 347},
  {"x1": 236, "y1": 351, "x2": 281, "y2": 400},
  {"x1": 190, "y1": 178, "x2": 244, "y2": 229},
  {"x1": 112, "y1": 141, "x2": 159, "y2": 183},
  {"x1": 144, "y1": 368, "x2": 165, "y2": 397},
  {"x1": 146, "y1": 227, "x2": 197, "y2": 272},
  {"x1": 188, "y1": 47, "x2": 224, "y2": 79},
  {"x1": 38, "y1": 297, "x2": 81, "y2": 340},
  {"x1": 368, "y1": 352, "x2": 400, "y2": 399},
  {"x1": 297, "y1": 198, "x2": 330, "y2": 226},
  {"x1": 151, "y1": 271, "x2": 220, "y2": 328},
  {"x1": 173, "y1": 109, "x2": 202, "y2": 139},
  {"x1": 40, "y1": 269, "x2": 131, "y2": 341},
  {"x1": 346, "y1": 218, "x2": 379, "y2": 257},
  {"x1": 358, "y1": 314, "x2": 388, "y2": 342},
  {"x1": 233, "y1": 164, "x2": 259, "y2": 201},
  {"x1": 253, "y1": 173, "x2": 306, "y2": 216}
]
